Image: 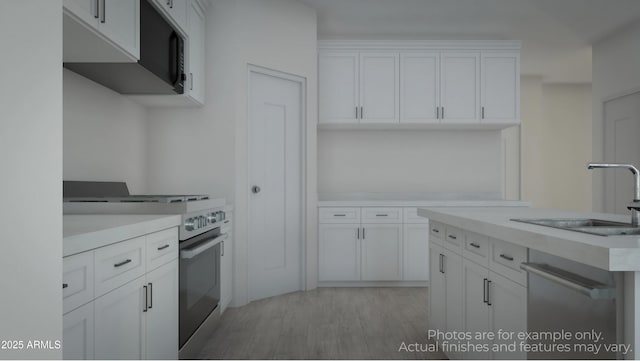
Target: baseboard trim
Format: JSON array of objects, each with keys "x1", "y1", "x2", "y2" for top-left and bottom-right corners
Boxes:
[{"x1": 318, "y1": 281, "x2": 429, "y2": 287}]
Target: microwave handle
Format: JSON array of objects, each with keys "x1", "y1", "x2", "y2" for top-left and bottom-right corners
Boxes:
[
  {"x1": 180, "y1": 234, "x2": 228, "y2": 259},
  {"x1": 169, "y1": 31, "x2": 179, "y2": 85}
]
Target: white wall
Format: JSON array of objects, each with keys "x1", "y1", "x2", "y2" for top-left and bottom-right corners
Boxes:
[
  {"x1": 592, "y1": 20, "x2": 640, "y2": 212},
  {"x1": 63, "y1": 69, "x2": 149, "y2": 193},
  {"x1": 520, "y1": 76, "x2": 593, "y2": 211},
  {"x1": 318, "y1": 130, "x2": 502, "y2": 193},
  {"x1": 0, "y1": 1, "x2": 63, "y2": 358},
  {"x1": 146, "y1": 0, "x2": 318, "y2": 306}
]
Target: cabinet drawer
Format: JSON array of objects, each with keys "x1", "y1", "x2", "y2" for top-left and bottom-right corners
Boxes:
[
  {"x1": 361, "y1": 207, "x2": 403, "y2": 223},
  {"x1": 63, "y1": 251, "x2": 95, "y2": 314},
  {"x1": 94, "y1": 236, "x2": 146, "y2": 297},
  {"x1": 444, "y1": 226, "x2": 464, "y2": 250},
  {"x1": 490, "y1": 238, "x2": 528, "y2": 286},
  {"x1": 430, "y1": 221, "x2": 445, "y2": 240},
  {"x1": 319, "y1": 208, "x2": 361, "y2": 223},
  {"x1": 403, "y1": 208, "x2": 429, "y2": 224},
  {"x1": 462, "y1": 232, "x2": 489, "y2": 267},
  {"x1": 146, "y1": 228, "x2": 178, "y2": 271}
]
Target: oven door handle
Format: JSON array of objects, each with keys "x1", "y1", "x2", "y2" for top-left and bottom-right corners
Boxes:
[{"x1": 180, "y1": 234, "x2": 228, "y2": 259}]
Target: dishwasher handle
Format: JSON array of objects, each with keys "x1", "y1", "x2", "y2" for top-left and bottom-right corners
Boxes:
[{"x1": 520, "y1": 262, "x2": 616, "y2": 300}]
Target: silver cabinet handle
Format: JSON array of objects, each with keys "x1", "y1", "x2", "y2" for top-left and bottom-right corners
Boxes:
[
  {"x1": 94, "y1": 0, "x2": 99, "y2": 18},
  {"x1": 114, "y1": 259, "x2": 132, "y2": 268},
  {"x1": 448, "y1": 235, "x2": 457, "y2": 240},
  {"x1": 470, "y1": 242, "x2": 480, "y2": 249},
  {"x1": 333, "y1": 214, "x2": 346, "y2": 217},
  {"x1": 487, "y1": 280, "x2": 492, "y2": 306},
  {"x1": 436, "y1": 106, "x2": 439, "y2": 119},
  {"x1": 376, "y1": 214, "x2": 388, "y2": 217},
  {"x1": 356, "y1": 228, "x2": 359, "y2": 240},
  {"x1": 360, "y1": 106, "x2": 363, "y2": 119},
  {"x1": 362, "y1": 227, "x2": 365, "y2": 240},
  {"x1": 143, "y1": 285, "x2": 148, "y2": 312},
  {"x1": 100, "y1": 0, "x2": 105, "y2": 23},
  {"x1": 441, "y1": 106, "x2": 445, "y2": 119},
  {"x1": 520, "y1": 263, "x2": 615, "y2": 300},
  {"x1": 355, "y1": 107, "x2": 358, "y2": 119},
  {"x1": 499, "y1": 254, "x2": 514, "y2": 261},
  {"x1": 432, "y1": 228, "x2": 440, "y2": 233},
  {"x1": 157, "y1": 244, "x2": 170, "y2": 251},
  {"x1": 439, "y1": 254, "x2": 445, "y2": 274},
  {"x1": 190, "y1": 73, "x2": 194, "y2": 91},
  {"x1": 481, "y1": 106, "x2": 485, "y2": 119}
]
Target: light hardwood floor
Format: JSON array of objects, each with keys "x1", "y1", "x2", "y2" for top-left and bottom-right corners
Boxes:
[{"x1": 198, "y1": 287, "x2": 446, "y2": 359}]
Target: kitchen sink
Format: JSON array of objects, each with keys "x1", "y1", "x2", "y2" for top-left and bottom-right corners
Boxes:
[{"x1": 510, "y1": 218, "x2": 639, "y2": 236}]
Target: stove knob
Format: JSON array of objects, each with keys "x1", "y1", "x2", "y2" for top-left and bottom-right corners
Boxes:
[
  {"x1": 199, "y1": 216, "x2": 206, "y2": 228},
  {"x1": 185, "y1": 218, "x2": 195, "y2": 231},
  {"x1": 207, "y1": 213, "x2": 217, "y2": 224}
]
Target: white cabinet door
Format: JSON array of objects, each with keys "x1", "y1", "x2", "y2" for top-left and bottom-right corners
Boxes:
[
  {"x1": 489, "y1": 271, "x2": 527, "y2": 360},
  {"x1": 443, "y1": 247, "x2": 464, "y2": 358},
  {"x1": 359, "y1": 53, "x2": 399, "y2": 123},
  {"x1": 170, "y1": 0, "x2": 188, "y2": 32},
  {"x1": 463, "y1": 259, "x2": 490, "y2": 360},
  {"x1": 319, "y1": 224, "x2": 361, "y2": 281},
  {"x1": 187, "y1": 1, "x2": 205, "y2": 105},
  {"x1": 361, "y1": 224, "x2": 402, "y2": 280},
  {"x1": 145, "y1": 260, "x2": 179, "y2": 360},
  {"x1": 63, "y1": 0, "x2": 99, "y2": 28},
  {"x1": 99, "y1": 0, "x2": 140, "y2": 59},
  {"x1": 94, "y1": 276, "x2": 146, "y2": 360},
  {"x1": 440, "y1": 52, "x2": 480, "y2": 123},
  {"x1": 400, "y1": 52, "x2": 440, "y2": 124},
  {"x1": 319, "y1": 53, "x2": 359, "y2": 124},
  {"x1": 63, "y1": 302, "x2": 94, "y2": 360},
  {"x1": 221, "y1": 234, "x2": 233, "y2": 312},
  {"x1": 402, "y1": 224, "x2": 429, "y2": 281},
  {"x1": 481, "y1": 52, "x2": 519, "y2": 123},
  {"x1": 428, "y1": 243, "x2": 446, "y2": 334}
]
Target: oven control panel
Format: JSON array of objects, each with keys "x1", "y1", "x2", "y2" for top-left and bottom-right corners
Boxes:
[{"x1": 184, "y1": 210, "x2": 226, "y2": 232}]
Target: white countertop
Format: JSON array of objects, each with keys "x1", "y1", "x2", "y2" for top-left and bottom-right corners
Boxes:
[
  {"x1": 418, "y1": 207, "x2": 640, "y2": 271},
  {"x1": 318, "y1": 192, "x2": 530, "y2": 207},
  {"x1": 64, "y1": 214, "x2": 181, "y2": 257}
]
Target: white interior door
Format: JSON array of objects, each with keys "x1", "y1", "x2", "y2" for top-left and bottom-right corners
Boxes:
[
  {"x1": 249, "y1": 69, "x2": 303, "y2": 301},
  {"x1": 604, "y1": 91, "x2": 640, "y2": 214}
]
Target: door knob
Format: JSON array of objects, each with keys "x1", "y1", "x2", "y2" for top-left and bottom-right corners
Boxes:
[{"x1": 252, "y1": 186, "x2": 261, "y2": 194}]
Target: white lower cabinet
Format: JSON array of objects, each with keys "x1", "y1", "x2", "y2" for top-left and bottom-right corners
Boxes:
[
  {"x1": 428, "y1": 242, "x2": 446, "y2": 333},
  {"x1": 94, "y1": 276, "x2": 147, "y2": 359},
  {"x1": 361, "y1": 224, "x2": 402, "y2": 280},
  {"x1": 63, "y1": 302, "x2": 94, "y2": 360},
  {"x1": 489, "y1": 271, "x2": 527, "y2": 360},
  {"x1": 319, "y1": 224, "x2": 360, "y2": 281},
  {"x1": 63, "y1": 227, "x2": 179, "y2": 360},
  {"x1": 403, "y1": 223, "x2": 429, "y2": 281},
  {"x1": 431, "y1": 222, "x2": 527, "y2": 360},
  {"x1": 145, "y1": 260, "x2": 179, "y2": 360},
  {"x1": 318, "y1": 207, "x2": 429, "y2": 282},
  {"x1": 463, "y1": 259, "x2": 490, "y2": 360}
]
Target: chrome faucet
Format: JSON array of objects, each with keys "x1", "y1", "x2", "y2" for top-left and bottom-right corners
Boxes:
[{"x1": 587, "y1": 162, "x2": 640, "y2": 227}]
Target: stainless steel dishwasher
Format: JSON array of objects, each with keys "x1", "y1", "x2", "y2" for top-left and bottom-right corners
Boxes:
[{"x1": 523, "y1": 250, "x2": 618, "y2": 360}]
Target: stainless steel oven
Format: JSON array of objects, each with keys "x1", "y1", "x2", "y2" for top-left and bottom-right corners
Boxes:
[{"x1": 179, "y1": 227, "x2": 226, "y2": 349}]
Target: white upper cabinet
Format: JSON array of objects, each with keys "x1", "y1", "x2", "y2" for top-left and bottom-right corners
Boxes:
[
  {"x1": 319, "y1": 53, "x2": 359, "y2": 124},
  {"x1": 359, "y1": 53, "x2": 400, "y2": 123},
  {"x1": 186, "y1": 0, "x2": 205, "y2": 105},
  {"x1": 400, "y1": 53, "x2": 440, "y2": 124},
  {"x1": 63, "y1": 0, "x2": 140, "y2": 62},
  {"x1": 481, "y1": 52, "x2": 520, "y2": 123},
  {"x1": 153, "y1": 0, "x2": 188, "y2": 34},
  {"x1": 440, "y1": 52, "x2": 480, "y2": 123},
  {"x1": 318, "y1": 41, "x2": 520, "y2": 129}
]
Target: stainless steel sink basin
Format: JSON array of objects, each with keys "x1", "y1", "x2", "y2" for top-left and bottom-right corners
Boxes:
[{"x1": 510, "y1": 218, "x2": 638, "y2": 236}]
